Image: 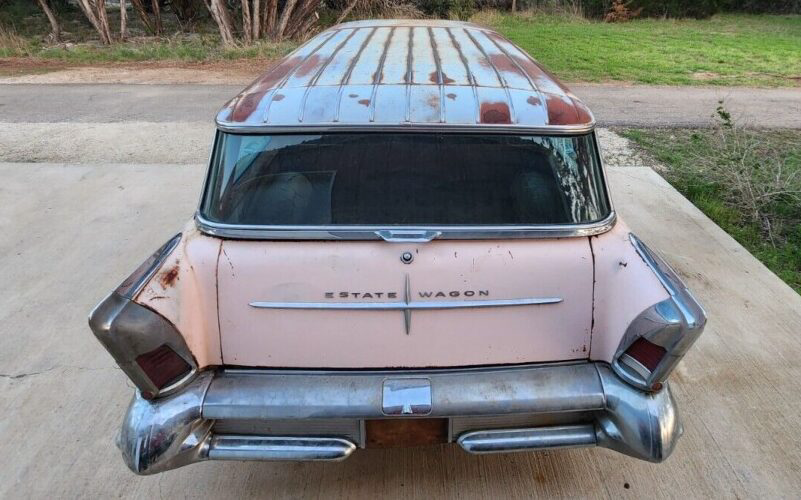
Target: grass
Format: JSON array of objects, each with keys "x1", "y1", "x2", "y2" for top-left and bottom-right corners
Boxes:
[
  {"x1": 475, "y1": 11, "x2": 801, "y2": 87},
  {"x1": 622, "y1": 127, "x2": 801, "y2": 293}
]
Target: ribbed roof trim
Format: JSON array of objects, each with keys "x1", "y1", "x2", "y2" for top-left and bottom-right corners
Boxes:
[{"x1": 216, "y1": 20, "x2": 594, "y2": 132}]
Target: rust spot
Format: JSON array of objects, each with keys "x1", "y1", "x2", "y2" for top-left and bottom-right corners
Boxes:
[
  {"x1": 357, "y1": 99, "x2": 370, "y2": 107},
  {"x1": 230, "y1": 56, "x2": 302, "y2": 122},
  {"x1": 428, "y1": 71, "x2": 456, "y2": 85},
  {"x1": 572, "y1": 97, "x2": 593, "y2": 124},
  {"x1": 294, "y1": 54, "x2": 322, "y2": 77},
  {"x1": 158, "y1": 265, "x2": 180, "y2": 288},
  {"x1": 427, "y1": 94, "x2": 440, "y2": 109},
  {"x1": 479, "y1": 101, "x2": 511, "y2": 124},
  {"x1": 489, "y1": 53, "x2": 522, "y2": 76},
  {"x1": 446, "y1": 93, "x2": 457, "y2": 100},
  {"x1": 272, "y1": 93, "x2": 285, "y2": 101},
  {"x1": 526, "y1": 95, "x2": 541, "y2": 106},
  {"x1": 545, "y1": 93, "x2": 580, "y2": 125}
]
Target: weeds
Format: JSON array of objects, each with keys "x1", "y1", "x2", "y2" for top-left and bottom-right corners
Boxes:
[
  {"x1": 623, "y1": 114, "x2": 801, "y2": 292},
  {"x1": 0, "y1": 23, "x2": 33, "y2": 57}
]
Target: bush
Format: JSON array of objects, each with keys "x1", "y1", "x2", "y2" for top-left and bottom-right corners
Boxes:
[
  {"x1": 416, "y1": 0, "x2": 476, "y2": 18},
  {"x1": 723, "y1": 0, "x2": 801, "y2": 13},
  {"x1": 555, "y1": 0, "x2": 722, "y2": 18}
]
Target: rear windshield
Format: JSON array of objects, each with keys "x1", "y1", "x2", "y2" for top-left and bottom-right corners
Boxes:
[{"x1": 201, "y1": 133, "x2": 610, "y2": 226}]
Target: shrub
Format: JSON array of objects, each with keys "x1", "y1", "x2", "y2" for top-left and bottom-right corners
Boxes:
[{"x1": 416, "y1": 0, "x2": 476, "y2": 19}]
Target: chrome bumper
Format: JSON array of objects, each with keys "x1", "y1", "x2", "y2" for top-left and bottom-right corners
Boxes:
[{"x1": 117, "y1": 363, "x2": 682, "y2": 474}]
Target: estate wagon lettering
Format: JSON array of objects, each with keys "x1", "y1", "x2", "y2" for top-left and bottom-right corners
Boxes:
[{"x1": 89, "y1": 19, "x2": 706, "y2": 475}]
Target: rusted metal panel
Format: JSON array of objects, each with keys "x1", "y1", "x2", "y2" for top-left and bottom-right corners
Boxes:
[
  {"x1": 217, "y1": 20, "x2": 594, "y2": 130},
  {"x1": 365, "y1": 419, "x2": 449, "y2": 448}
]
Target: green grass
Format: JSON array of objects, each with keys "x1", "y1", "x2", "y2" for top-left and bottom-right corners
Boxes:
[
  {"x1": 477, "y1": 11, "x2": 801, "y2": 86},
  {"x1": 622, "y1": 127, "x2": 801, "y2": 293}
]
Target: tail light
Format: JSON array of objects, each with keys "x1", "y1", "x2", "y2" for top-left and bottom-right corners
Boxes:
[
  {"x1": 89, "y1": 234, "x2": 197, "y2": 399},
  {"x1": 613, "y1": 234, "x2": 706, "y2": 392},
  {"x1": 136, "y1": 345, "x2": 193, "y2": 398}
]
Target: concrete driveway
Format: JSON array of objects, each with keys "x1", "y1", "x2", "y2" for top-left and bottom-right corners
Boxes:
[{"x1": 1, "y1": 163, "x2": 800, "y2": 498}]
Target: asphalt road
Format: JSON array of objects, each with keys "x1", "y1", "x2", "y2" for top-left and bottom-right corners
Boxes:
[
  {"x1": 1, "y1": 83, "x2": 799, "y2": 127},
  {"x1": 1, "y1": 164, "x2": 800, "y2": 498}
]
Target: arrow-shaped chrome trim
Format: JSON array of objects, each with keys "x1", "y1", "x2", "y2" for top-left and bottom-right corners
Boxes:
[{"x1": 249, "y1": 297, "x2": 563, "y2": 310}]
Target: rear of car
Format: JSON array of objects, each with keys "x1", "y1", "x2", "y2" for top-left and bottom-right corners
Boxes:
[{"x1": 89, "y1": 20, "x2": 705, "y2": 474}]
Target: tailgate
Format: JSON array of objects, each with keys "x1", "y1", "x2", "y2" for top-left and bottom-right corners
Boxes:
[{"x1": 216, "y1": 238, "x2": 593, "y2": 368}]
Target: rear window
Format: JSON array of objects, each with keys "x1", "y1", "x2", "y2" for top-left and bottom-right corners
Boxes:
[{"x1": 201, "y1": 133, "x2": 610, "y2": 226}]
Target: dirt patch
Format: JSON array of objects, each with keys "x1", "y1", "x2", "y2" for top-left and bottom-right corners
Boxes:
[
  {"x1": 691, "y1": 71, "x2": 721, "y2": 81},
  {"x1": 596, "y1": 128, "x2": 662, "y2": 169},
  {"x1": 0, "y1": 58, "x2": 272, "y2": 85}
]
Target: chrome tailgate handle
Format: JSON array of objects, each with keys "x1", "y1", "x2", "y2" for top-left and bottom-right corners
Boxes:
[{"x1": 375, "y1": 230, "x2": 441, "y2": 243}]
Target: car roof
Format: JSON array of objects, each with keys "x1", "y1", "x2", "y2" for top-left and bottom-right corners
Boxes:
[{"x1": 216, "y1": 19, "x2": 594, "y2": 133}]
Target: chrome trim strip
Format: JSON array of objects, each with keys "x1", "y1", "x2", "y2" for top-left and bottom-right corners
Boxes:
[
  {"x1": 250, "y1": 297, "x2": 561, "y2": 310},
  {"x1": 208, "y1": 435, "x2": 356, "y2": 462},
  {"x1": 194, "y1": 211, "x2": 616, "y2": 241},
  {"x1": 214, "y1": 122, "x2": 596, "y2": 135},
  {"x1": 458, "y1": 425, "x2": 597, "y2": 453}
]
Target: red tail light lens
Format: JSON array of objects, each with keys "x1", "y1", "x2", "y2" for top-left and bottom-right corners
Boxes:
[
  {"x1": 624, "y1": 338, "x2": 666, "y2": 372},
  {"x1": 135, "y1": 344, "x2": 191, "y2": 391}
]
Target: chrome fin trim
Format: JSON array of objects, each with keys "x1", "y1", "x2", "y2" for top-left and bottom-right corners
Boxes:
[{"x1": 611, "y1": 233, "x2": 707, "y2": 391}]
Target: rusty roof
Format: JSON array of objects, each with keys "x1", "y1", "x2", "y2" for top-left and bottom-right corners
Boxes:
[{"x1": 216, "y1": 19, "x2": 594, "y2": 132}]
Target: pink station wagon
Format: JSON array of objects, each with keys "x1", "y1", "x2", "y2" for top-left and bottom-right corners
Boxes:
[{"x1": 89, "y1": 20, "x2": 706, "y2": 474}]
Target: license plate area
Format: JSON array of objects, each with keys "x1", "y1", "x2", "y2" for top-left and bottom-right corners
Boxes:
[{"x1": 365, "y1": 418, "x2": 449, "y2": 448}]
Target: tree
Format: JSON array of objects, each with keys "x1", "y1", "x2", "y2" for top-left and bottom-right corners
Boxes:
[
  {"x1": 36, "y1": 0, "x2": 61, "y2": 42},
  {"x1": 76, "y1": 0, "x2": 113, "y2": 45},
  {"x1": 130, "y1": 0, "x2": 163, "y2": 35},
  {"x1": 205, "y1": 0, "x2": 321, "y2": 45},
  {"x1": 120, "y1": 0, "x2": 127, "y2": 39},
  {"x1": 204, "y1": 0, "x2": 236, "y2": 46}
]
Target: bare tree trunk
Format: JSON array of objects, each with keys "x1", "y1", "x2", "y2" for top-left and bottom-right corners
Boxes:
[
  {"x1": 511, "y1": 0, "x2": 516, "y2": 11},
  {"x1": 76, "y1": 0, "x2": 112, "y2": 44},
  {"x1": 241, "y1": 0, "x2": 253, "y2": 42},
  {"x1": 150, "y1": 0, "x2": 163, "y2": 35},
  {"x1": 36, "y1": 0, "x2": 61, "y2": 42},
  {"x1": 206, "y1": 0, "x2": 236, "y2": 46},
  {"x1": 120, "y1": 0, "x2": 127, "y2": 39},
  {"x1": 96, "y1": 0, "x2": 113, "y2": 42},
  {"x1": 130, "y1": 0, "x2": 155, "y2": 34},
  {"x1": 335, "y1": 0, "x2": 358, "y2": 24},
  {"x1": 275, "y1": 0, "x2": 299, "y2": 39},
  {"x1": 264, "y1": 0, "x2": 278, "y2": 37},
  {"x1": 285, "y1": 1, "x2": 317, "y2": 39},
  {"x1": 252, "y1": 0, "x2": 261, "y2": 40}
]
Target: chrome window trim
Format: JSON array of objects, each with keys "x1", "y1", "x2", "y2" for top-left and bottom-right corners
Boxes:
[
  {"x1": 214, "y1": 122, "x2": 596, "y2": 136},
  {"x1": 194, "y1": 211, "x2": 616, "y2": 240}
]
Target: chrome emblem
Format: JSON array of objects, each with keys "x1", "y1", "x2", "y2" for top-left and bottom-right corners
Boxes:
[
  {"x1": 250, "y1": 274, "x2": 562, "y2": 335},
  {"x1": 382, "y1": 378, "x2": 432, "y2": 416}
]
